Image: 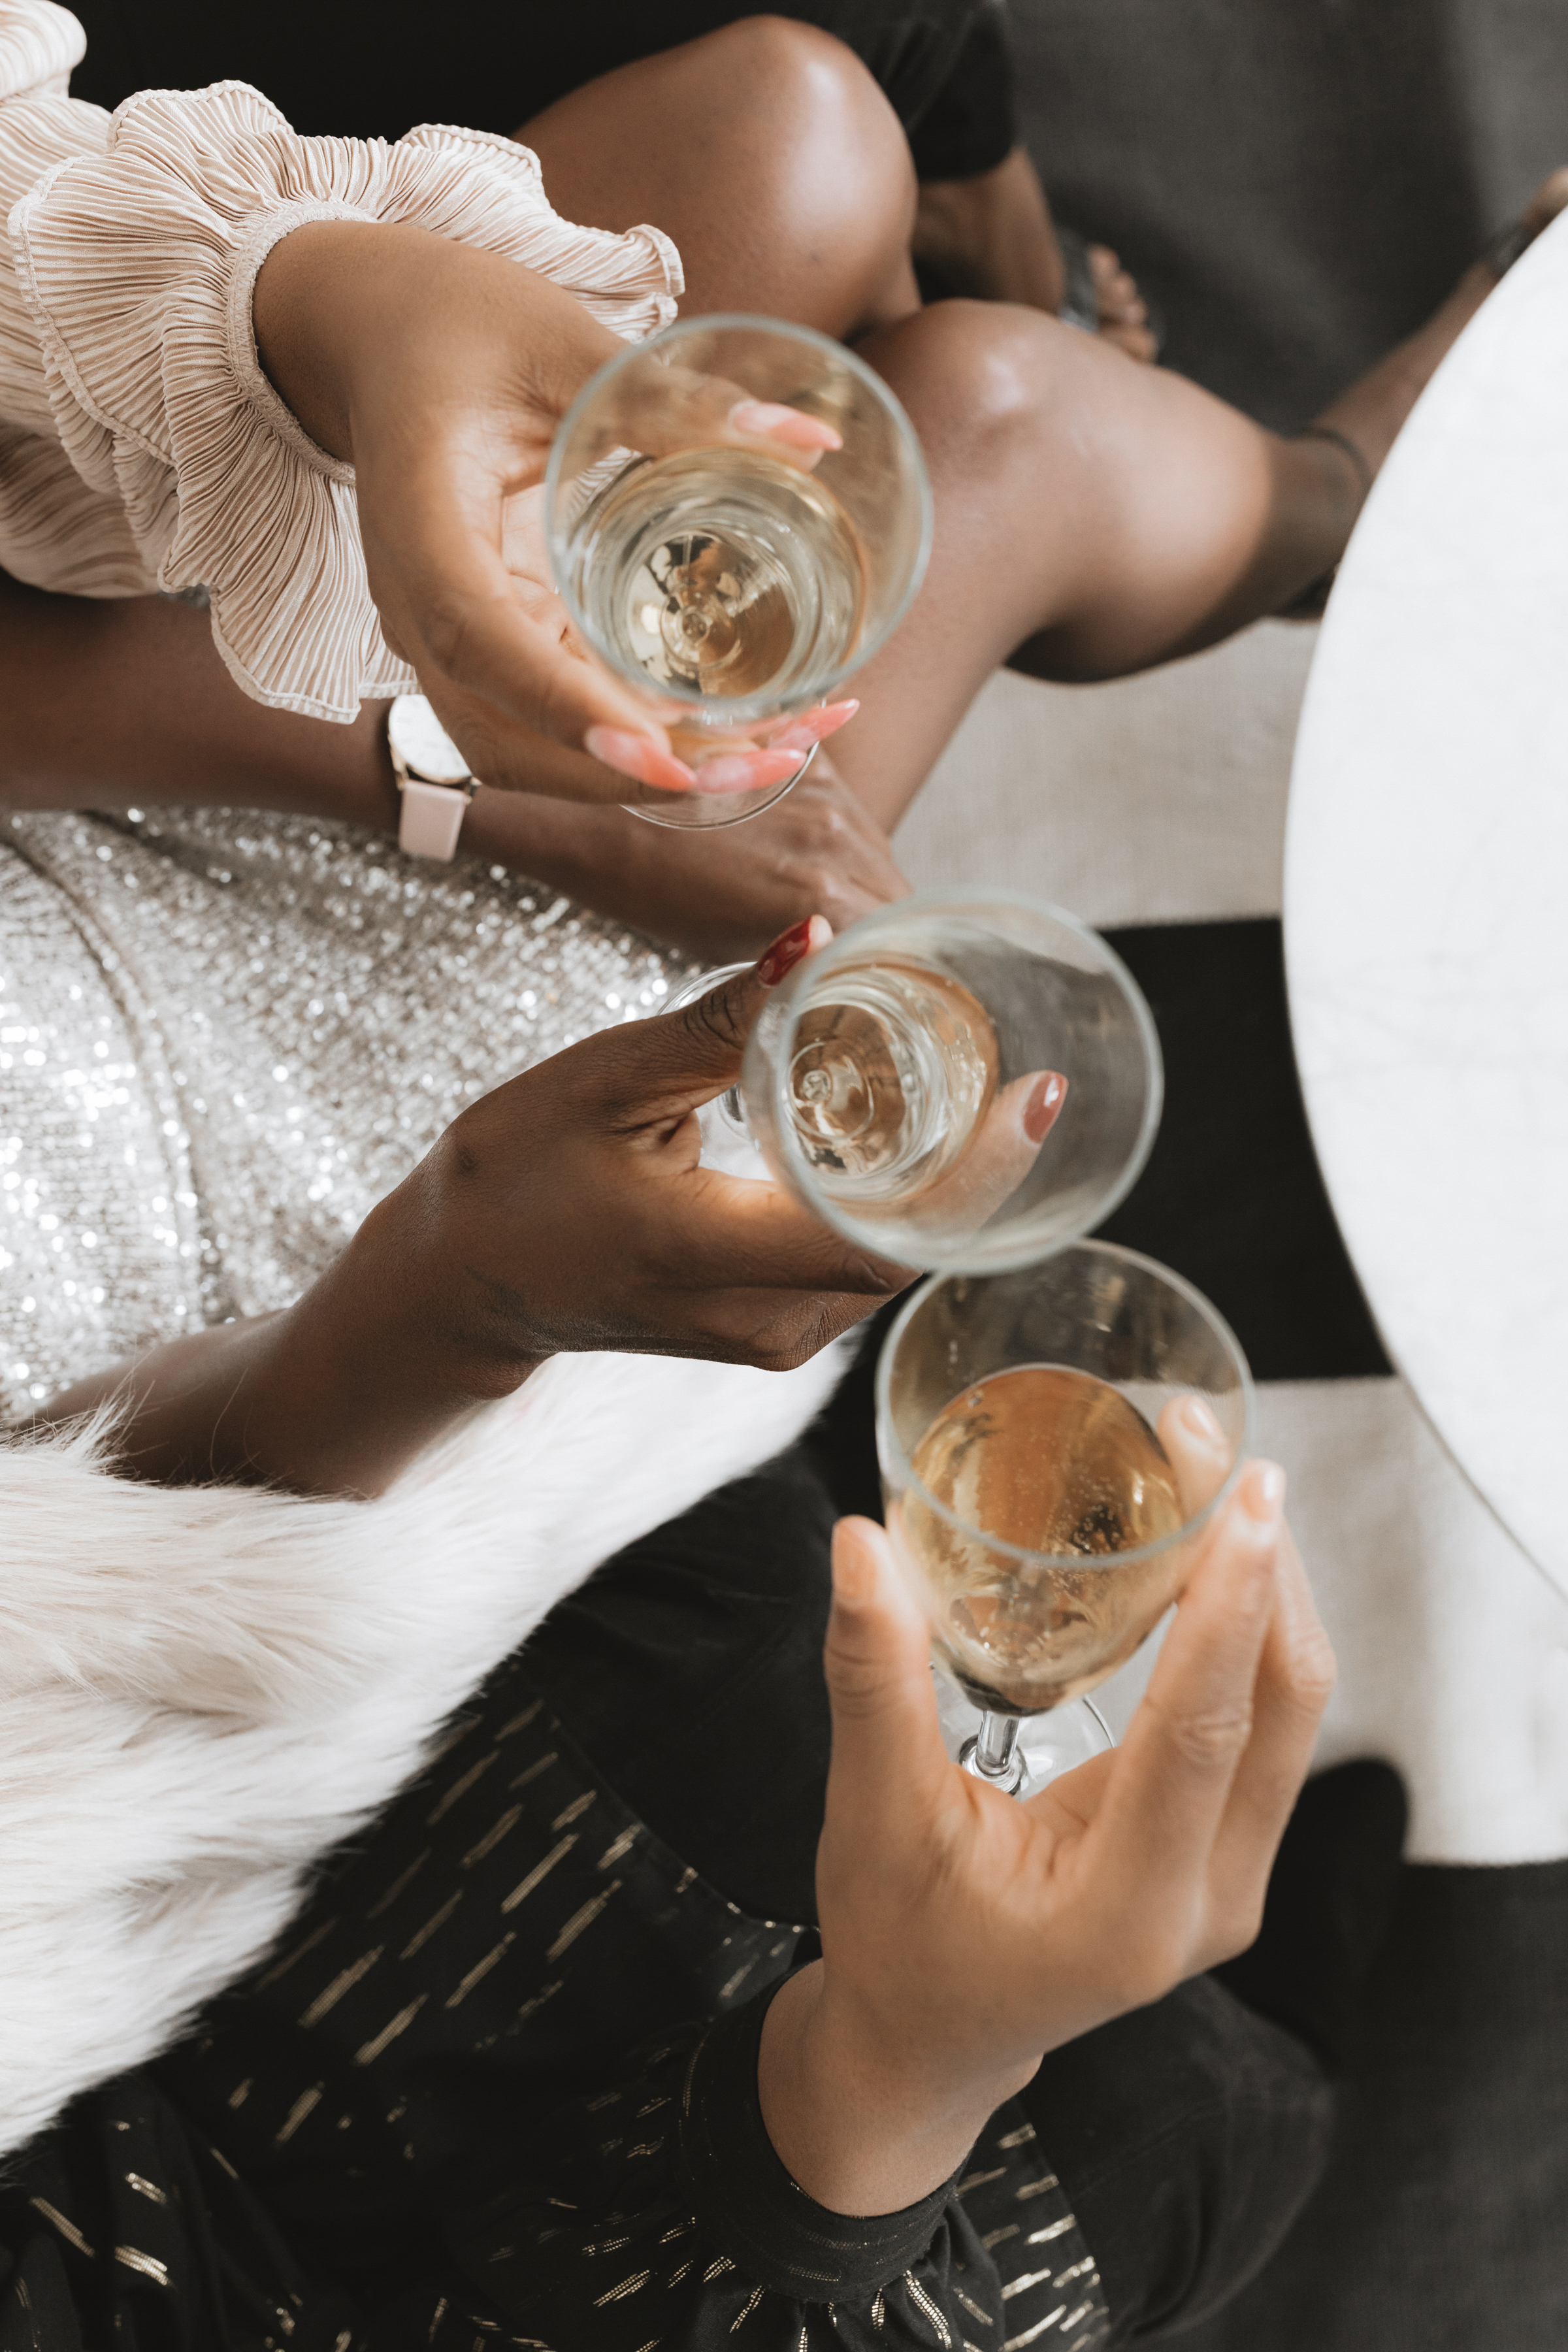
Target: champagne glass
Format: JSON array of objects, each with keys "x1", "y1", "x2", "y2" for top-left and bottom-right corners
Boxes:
[
  {"x1": 707, "y1": 890, "x2": 1162, "y2": 1271},
  {"x1": 876, "y1": 1243, "x2": 1255, "y2": 1795},
  {"x1": 544, "y1": 314, "x2": 932, "y2": 829}
]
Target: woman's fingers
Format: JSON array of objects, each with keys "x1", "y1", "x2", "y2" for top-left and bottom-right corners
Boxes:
[
  {"x1": 670, "y1": 1172, "x2": 912, "y2": 1301},
  {"x1": 822, "y1": 1518, "x2": 955, "y2": 1833},
  {"x1": 614, "y1": 916, "x2": 832, "y2": 1128},
  {"x1": 597, "y1": 355, "x2": 843, "y2": 476},
  {"x1": 363, "y1": 524, "x2": 683, "y2": 796},
  {"x1": 760, "y1": 700, "x2": 860, "y2": 755},
  {"x1": 1196, "y1": 1516, "x2": 1336, "y2": 1960},
  {"x1": 1088, "y1": 1466, "x2": 1285, "y2": 1953},
  {"x1": 911, "y1": 1069, "x2": 1067, "y2": 1232},
  {"x1": 1158, "y1": 1392, "x2": 1237, "y2": 1521}
]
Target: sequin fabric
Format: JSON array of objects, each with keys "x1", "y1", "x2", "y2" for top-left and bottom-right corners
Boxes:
[{"x1": 0, "y1": 806, "x2": 694, "y2": 1418}]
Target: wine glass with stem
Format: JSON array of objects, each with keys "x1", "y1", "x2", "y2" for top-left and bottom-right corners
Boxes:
[
  {"x1": 670, "y1": 889, "x2": 1163, "y2": 1273},
  {"x1": 544, "y1": 313, "x2": 932, "y2": 829},
  {"x1": 875, "y1": 1242, "x2": 1255, "y2": 1796}
]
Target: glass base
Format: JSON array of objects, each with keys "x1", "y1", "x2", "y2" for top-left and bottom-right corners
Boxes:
[
  {"x1": 934, "y1": 1672, "x2": 1114, "y2": 1797},
  {"x1": 625, "y1": 740, "x2": 815, "y2": 829}
]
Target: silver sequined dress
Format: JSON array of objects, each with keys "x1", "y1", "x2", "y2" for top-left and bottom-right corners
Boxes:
[{"x1": 0, "y1": 805, "x2": 693, "y2": 1419}]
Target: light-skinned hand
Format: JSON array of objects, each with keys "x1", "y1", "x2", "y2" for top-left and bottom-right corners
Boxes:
[
  {"x1": 758, "y1": 1457, "x2": 1336, "y2": 2215},
  {"x1": 252, "y1": 222, "x2": 858, "y2": 808}
]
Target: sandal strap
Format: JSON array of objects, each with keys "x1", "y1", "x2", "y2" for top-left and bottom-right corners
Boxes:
[{"x1": 1054, "y1": 224, "x2": 1101, "y2": 335}]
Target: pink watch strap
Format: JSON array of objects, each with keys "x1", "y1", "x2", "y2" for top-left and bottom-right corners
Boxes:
[{"x1": 397, "y1": 778, "x2": 470, "y2": 861}]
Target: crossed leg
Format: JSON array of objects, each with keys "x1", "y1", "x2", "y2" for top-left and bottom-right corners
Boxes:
[{"x1": 519, "y1": 19, "x2": 1551, "y2": 832}]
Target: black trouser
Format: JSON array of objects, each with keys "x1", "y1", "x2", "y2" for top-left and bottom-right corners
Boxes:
[
  {"x1": 69, "y1": 0, "x2": 1017, "y2": 176},
  {"x1": 527, "y1": 1401, "x2": 1335, "y2": 2346}
]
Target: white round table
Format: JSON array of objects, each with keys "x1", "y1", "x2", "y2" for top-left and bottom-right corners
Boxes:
[{"x1": 1287, "y1": 213, "x2": 1568, "y2": 1599}]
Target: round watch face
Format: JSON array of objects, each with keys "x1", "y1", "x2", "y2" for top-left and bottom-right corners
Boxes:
[{"x1": 388, "y1": 694, "x2": 472, "y2": 785}]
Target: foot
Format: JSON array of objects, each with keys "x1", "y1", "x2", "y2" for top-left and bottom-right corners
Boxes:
[
  {"x1": 1309, "y1": 163, "x2": 1568, "y2": 491},
  {"x1": 1088, "y1": 243, "x2": 1157, "y2": 361},
  {"x1": 1277, "y1": 165, "x2": 1568, "y2": 615},
  {"x1": 912, "y1": 144, "x2": 1158, "y2": 361}
]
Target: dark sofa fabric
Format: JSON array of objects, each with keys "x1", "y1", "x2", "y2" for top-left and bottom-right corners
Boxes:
[{"x1": 1013, "y1": 0, "x2": 1568, "y2": 428}]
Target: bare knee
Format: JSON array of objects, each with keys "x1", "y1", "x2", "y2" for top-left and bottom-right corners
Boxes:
[
  {"x1": 704, "y1": 16, "x2": 919, "y2": 315},
  {"x1": 522, "y1": 15, "x2": 918, "y2": 332},
  {"x1": 872, "y1": 299, "x2": 1077, "y2": 468}
]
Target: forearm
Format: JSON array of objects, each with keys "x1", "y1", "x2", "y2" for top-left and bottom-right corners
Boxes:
[
  {"x1": 0, "y1": 570, "x2": 398, "y2": 819},
  {"x1": 41, "y1": 1196, "x2": 543, "y2": 1497},
  {"x1": 0, "y1": 572, "x2": 634, "y2": 912}
]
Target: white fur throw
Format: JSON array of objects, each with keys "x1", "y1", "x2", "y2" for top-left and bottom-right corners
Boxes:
[{"x1": 0, "y1": 1341, "x2": 847, "y2": 2159}]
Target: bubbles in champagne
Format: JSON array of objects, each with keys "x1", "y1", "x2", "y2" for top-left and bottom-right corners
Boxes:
[
  {"x1": 906, "y1": 1364, "x2": 1186, "y2": 1713},
  {"x1": 787, "y1": 958, "x2": 998, "y2": 1202},
  {"x1": 571, "y1": 448, "x2": 866, "y2": 708}
]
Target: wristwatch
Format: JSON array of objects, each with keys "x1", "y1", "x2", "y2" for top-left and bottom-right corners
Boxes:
[{"x1": 387, "y1": 694, "x2": 482, "y2": 860}]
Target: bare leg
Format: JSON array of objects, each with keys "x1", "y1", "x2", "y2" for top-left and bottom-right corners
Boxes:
[
  {"x1": 517, "y1": 16, "x2": 920, "y2": 339},
  {"x1": 515, "y1": 35, "x2": 1563, "y2": 841},
  {"x1": 832, "y1": 166, "x2": 1568, "y2": 830},
  {"x1": 913, "y1": 145, "x2": 1156, "y2": 361}
]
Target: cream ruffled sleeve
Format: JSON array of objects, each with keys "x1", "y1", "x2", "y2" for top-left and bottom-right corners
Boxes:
[{"x1": 0, "y1": 0, "x2": 682, "y2": 717}]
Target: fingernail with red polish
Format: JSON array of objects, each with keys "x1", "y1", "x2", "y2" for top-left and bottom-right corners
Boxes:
[
  {"x1": 756, "y1": 916, "x2": 818, "y2": 988},
  {"x1": 767, "y1": 700, "x2": 859, "y2": 754},
  {"x1": 1022, "y1": 1071, "x2": 1068, "y2": 1143},
  {"x1": 728, "y1": 399, "x2": 843, "y2": 452},
  {"x1": 584, "y1": 726, "x2": 697, "y2": 793},
  {"x1": 692, "y1": 749, "x2": 806, "y2": 794}
]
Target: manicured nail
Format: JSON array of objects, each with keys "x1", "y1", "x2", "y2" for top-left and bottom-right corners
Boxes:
[
  {"x1": 691, "y1": 749, "x2": 806, "y2": 795},
  {"x1": 584, "y1": 726, "x2": 697, "y2": 793},
  {"x1": 1242, "y1": 1461, "x2": 1286, "y2": 1524},
  {"x1": 766, "y1": 700, "x2": 859, "y2": 754},
  {"x1": 1178, "y1": 1394, "x2": 1225, "y2": 1445},
  {"x1": 755, "y1": 915, "x2": 822, "y2": 988},
  {"x1": 1022, "y1": 1071, "x2": 1068, "y2": 1143},
  {"x1": 728, "y1": 399, "x2": 843, "y2": 452},
  {"x1": 831, "y1": 1518, "x2": 878, "y2": 1603}
]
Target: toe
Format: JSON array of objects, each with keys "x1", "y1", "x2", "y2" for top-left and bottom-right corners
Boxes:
[
  {"x1": 1103, "y1": 320, "x2": 1160, "y2": 365},
  {"x1": 1087, "y1": 243, "x2": 1154, "y2": 353}
]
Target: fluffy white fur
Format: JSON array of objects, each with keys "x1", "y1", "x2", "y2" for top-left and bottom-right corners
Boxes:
[{"x1": 0, "y1": 1340, "x2": 847, "y2": 2159}]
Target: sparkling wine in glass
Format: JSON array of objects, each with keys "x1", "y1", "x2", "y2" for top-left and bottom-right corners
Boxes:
[
  {"x1": 877, "y1": 1243, "x2": 1255, "y2": 1795},
  {"x1": 723, "y1": 891, "x2": 1162, "y2": 1272},
  {"x1": 546, "y1": 314, "x2": 932, "y2": 829}
]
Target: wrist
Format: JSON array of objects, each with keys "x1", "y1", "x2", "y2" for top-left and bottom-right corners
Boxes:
[
  {"x1": 758, "y1": 1963, "x2": 1013, "y2": 2217},
  {"x1": 335, "y1": 1179, "x2": 550, "y2": 1405},
  {"x1": 253, "y1": 218, "x2": 396, "y2": 463},
  {"x1": 235, "y1": 1191, "x2": 544, "y2": 1497}
]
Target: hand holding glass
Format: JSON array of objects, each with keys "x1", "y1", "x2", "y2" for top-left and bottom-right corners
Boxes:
[
  {"x1": 681, "y1": 890, "x2": 1162, "y2": 1271},
  {"x1": 545, "y1": 314, "x2": 932, "y2": 828},
  {"x1": 877, "y1": 1243, "x2": 1255, "y2": 1794}
]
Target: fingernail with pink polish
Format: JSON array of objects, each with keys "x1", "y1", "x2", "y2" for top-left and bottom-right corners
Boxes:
[
  {"x1": 728, "y1": 399, "x2": 843, "y2": 453},
  {"x1": 1243, "y1": 1462, "x2": 1286, "y2": 1523},
  {"x1": 1178, "y1": 1393, "x2": 1225, "y2": 1445},
  {"x1": 691, "y1": 749, "x2": 806, "y2": 795},
  {"x1": 584, "y1": 727, "x2": 697, "y2": 794},
  {"x1": 767, "y1": 700, "x2": 860, "y2": 754},
  {"x1": 1022, "y1": 1071, "x2": 1068, "y2": 1143}
]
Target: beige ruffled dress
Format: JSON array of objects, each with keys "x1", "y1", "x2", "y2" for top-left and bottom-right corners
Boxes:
[{"x1": 0, "y1": 0, "x2": 681, "y2": 713}]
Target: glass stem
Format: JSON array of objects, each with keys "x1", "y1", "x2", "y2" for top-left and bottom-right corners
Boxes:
[{"x1": 972, "y1": 1710, "x2": 1022, "y2": 1784}]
